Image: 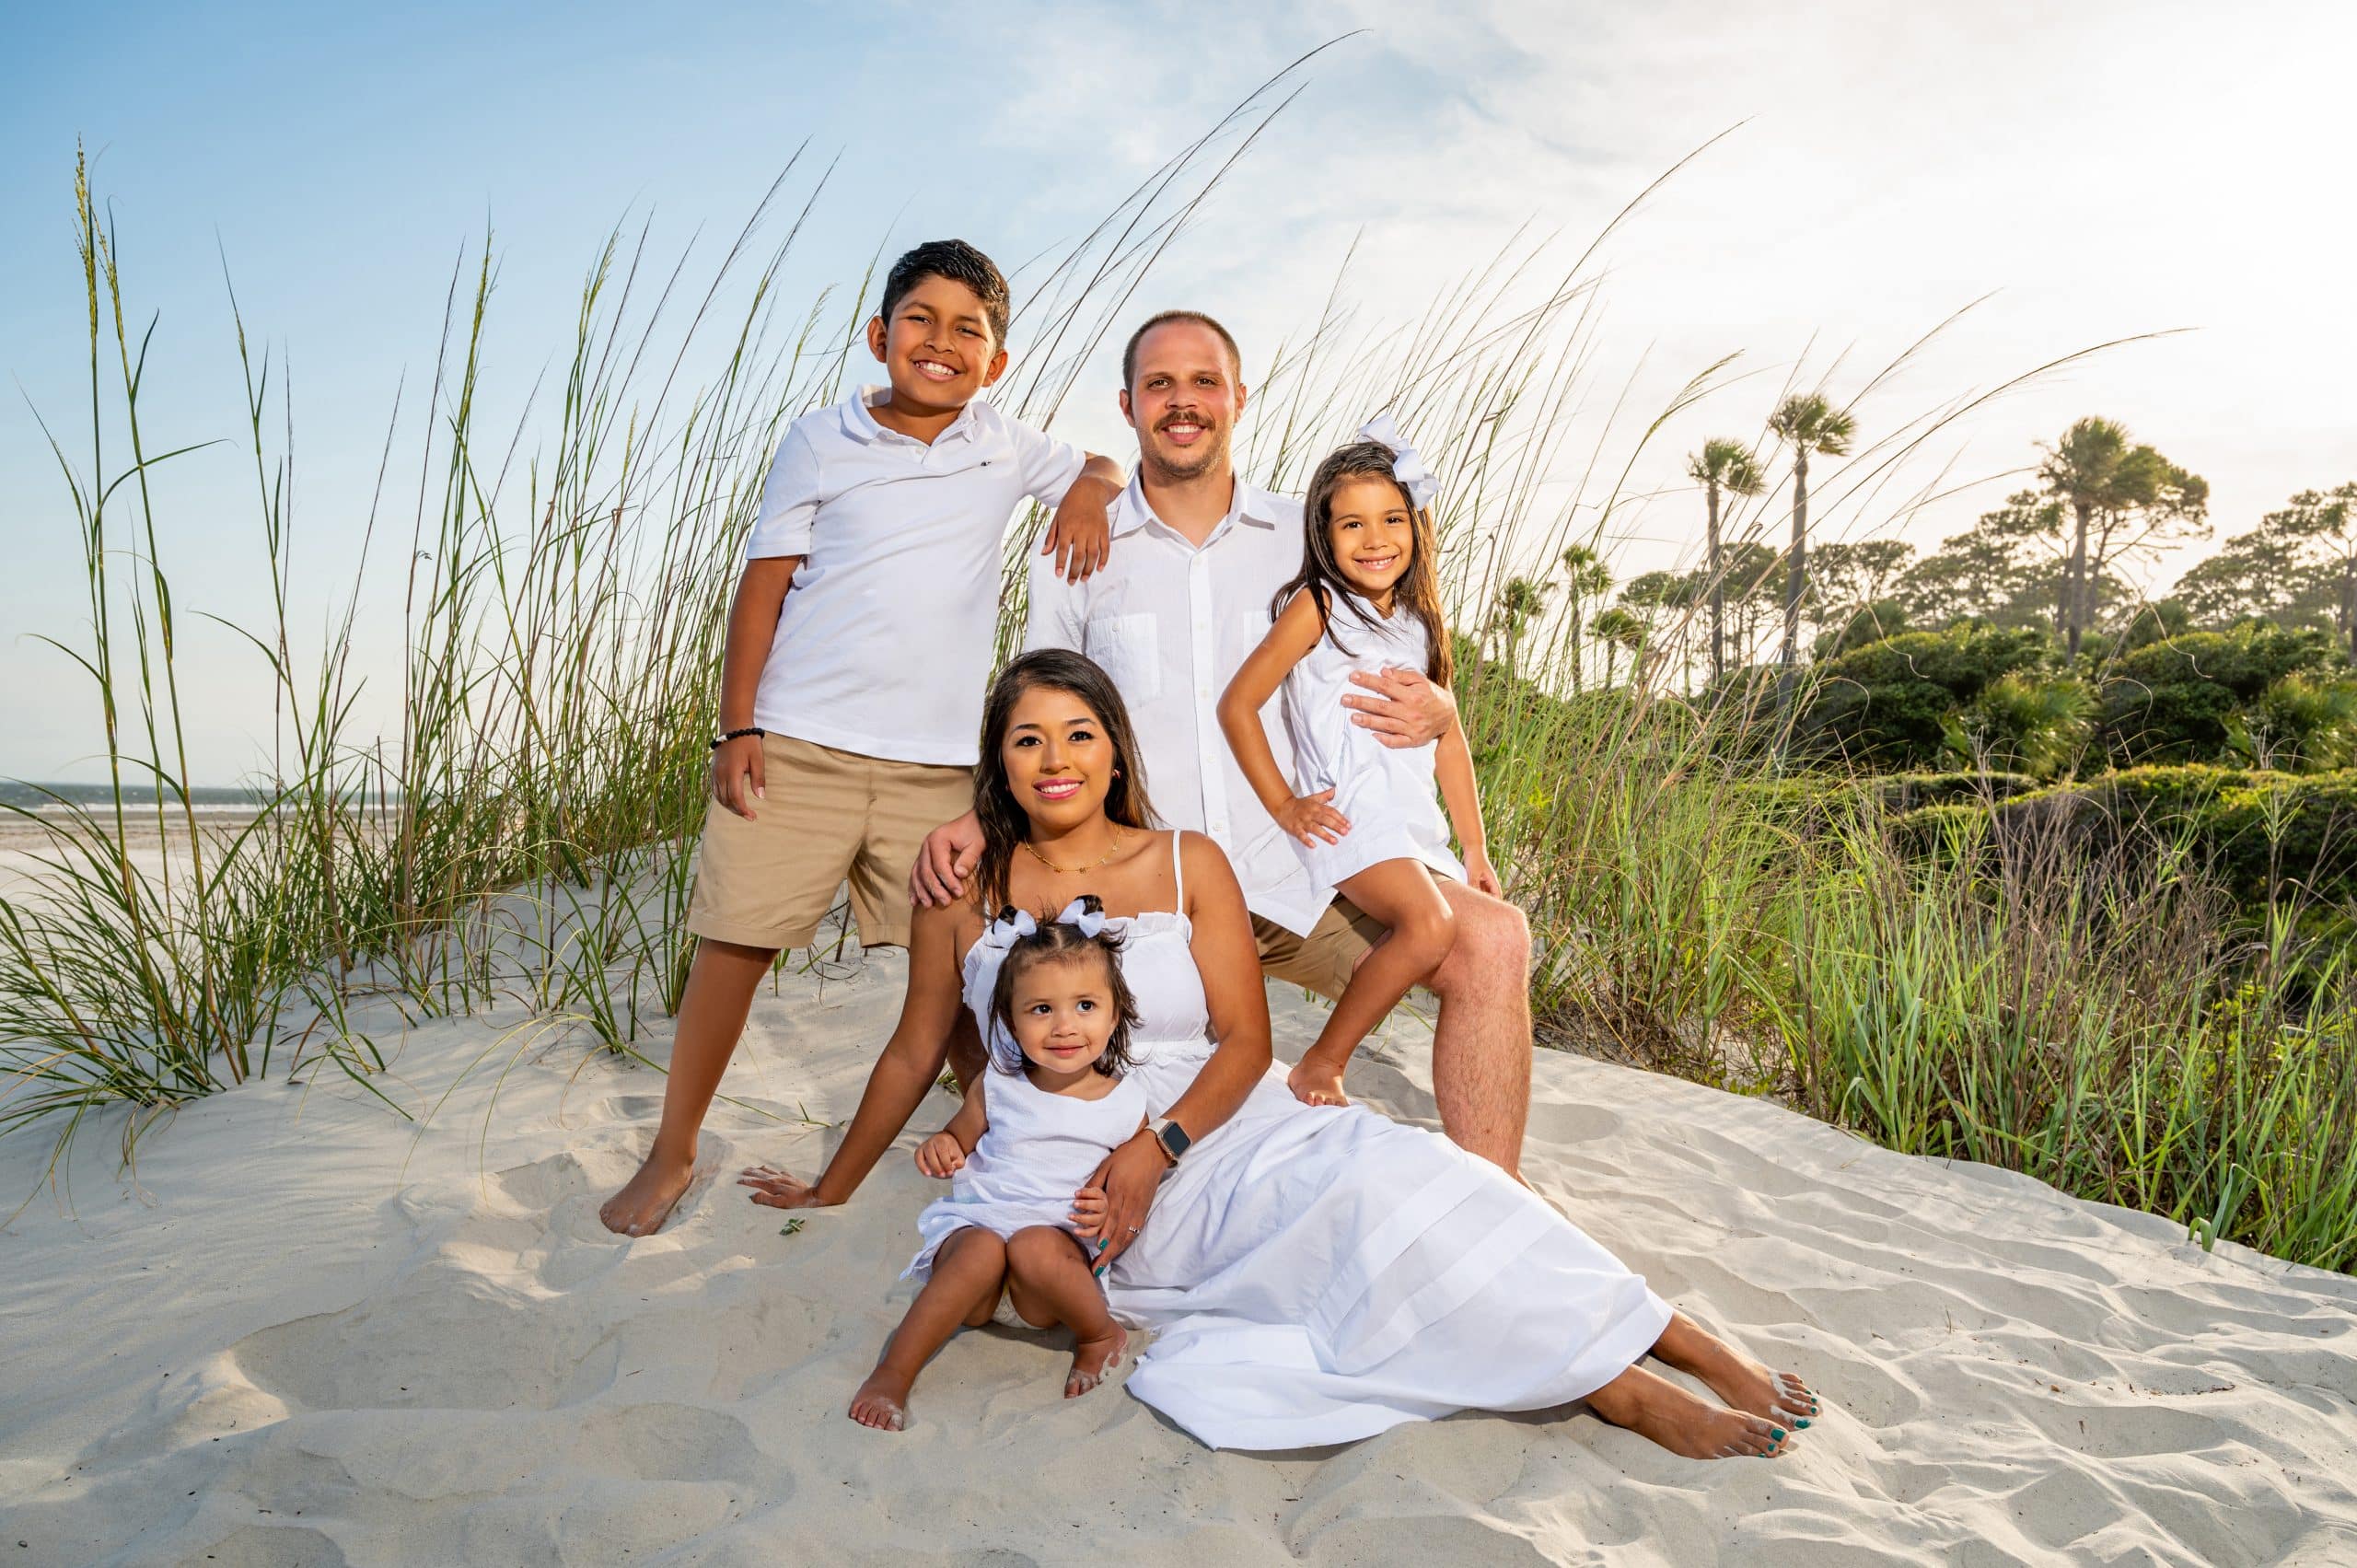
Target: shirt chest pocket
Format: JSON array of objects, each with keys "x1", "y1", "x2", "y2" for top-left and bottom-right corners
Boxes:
[{"x1": 1083, "y1": 612, "x2": 1163, "y2": 703}]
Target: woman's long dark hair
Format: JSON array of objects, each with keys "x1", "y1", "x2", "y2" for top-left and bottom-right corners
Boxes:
[
  {"x1": 986, "y1": 895, "x2": 1141, "y2": 1078},
  {"x1": 972, "y1": 648, "x2": 1159, "y2": 916},
  {"x1": 1272, "y1": 440, "x2": 1452, "y2": 683}
]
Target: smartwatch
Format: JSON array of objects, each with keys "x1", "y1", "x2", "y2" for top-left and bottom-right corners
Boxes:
[{"x1": 1152, "y1": 1119, "x2": 1191, "y2": 1167}]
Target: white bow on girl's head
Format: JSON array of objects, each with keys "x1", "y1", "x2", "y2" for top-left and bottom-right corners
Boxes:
[
  {"x1": 983, "y1": 908, "x2": 1039, "y2": 950},
  {"x1": 1052, "y1": 898, "x2": 1108, "y2": 938},
  {"x1": 1357, "y1": 411, "x2": 1438, "y2": 511}
]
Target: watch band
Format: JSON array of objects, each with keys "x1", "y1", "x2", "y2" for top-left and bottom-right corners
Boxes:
[{"x1": 1153, "y1": 1119, "x2": 1191, "y2": 1166}]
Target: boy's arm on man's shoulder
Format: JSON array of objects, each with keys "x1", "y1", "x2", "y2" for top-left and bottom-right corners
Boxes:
[{"x1": 1039, "y1": 453, "x2": 1123, "y2": 582}]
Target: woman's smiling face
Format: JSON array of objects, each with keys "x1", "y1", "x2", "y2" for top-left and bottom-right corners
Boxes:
[{"x1": 1000, "y1": 683, "x2": 1117, "y2": 830}]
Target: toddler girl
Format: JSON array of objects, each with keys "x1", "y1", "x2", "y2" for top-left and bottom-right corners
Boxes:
[
  {"x1": 848, "y1": 897, "x2": 1145, "y2": 1431},
  {"x1": 1217, "y1": 415, "x2": 1498, "y2": 1107}
]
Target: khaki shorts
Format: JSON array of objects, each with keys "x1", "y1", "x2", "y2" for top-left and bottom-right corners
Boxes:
[
  {"x1": 1252, "y1": 898, "x2": 1387, "y2": 1001},
  {"x1": 685, "y1": 734, "x2": 972, "y2": 952}
]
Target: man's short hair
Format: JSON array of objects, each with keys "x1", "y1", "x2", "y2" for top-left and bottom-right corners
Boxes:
[
  {"x1": 879, "y1": 239, "x2": 1012, "y2": 347},
  {"x1": 1120, "y1": 309, "x2": 1242, "y2": 391}
]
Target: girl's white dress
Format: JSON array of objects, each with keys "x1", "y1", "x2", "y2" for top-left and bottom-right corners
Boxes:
[
  {"x1": 903, "y1": 1058, "x2": 1149, "y2": 1283},
  {"x1": 955, "y1": 833, "x2": 1673, "y2": 1451},
  {"x1": 1279, "y1": 590, "x2": 1464, "y2": 889}
]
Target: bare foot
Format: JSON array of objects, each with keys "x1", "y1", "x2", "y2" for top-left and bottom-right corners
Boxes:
[
  {"x1": 1586, "y1": 1365, "x2": 1790, "y2": 1459},
  {"x1": 1287, "y1": 1052, "x2": 1351, "y2": 1107},
  {"x1": 599, "y1": 1148, "x2": 695, "y2": 1237},
  {"x1": 1065, "y1": 1325, "x2": 1129, "y2": 1398},
  {"x1": 849, "y1": 1365, "x2": 914, "y2": 1431},
  {"x1": 1652, "y1": 1316, "x2": 1821, "y2": 1428}
]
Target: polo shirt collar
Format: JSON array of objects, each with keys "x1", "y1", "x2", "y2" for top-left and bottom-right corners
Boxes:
[
  {"x1": 1109, "y1": 472, "x2": 1287, "y2": 539},
  {"x1": 841, "y1": 384, "x2": 981, "y2": 447}
]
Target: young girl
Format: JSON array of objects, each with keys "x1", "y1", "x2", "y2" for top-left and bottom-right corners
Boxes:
[
  {"x1": 1217, "y1": 416, "x2": 1498, "y2": 1109},
  {"x1": 848, "y1": 897, "x2": 1146, "y2": 1431}
]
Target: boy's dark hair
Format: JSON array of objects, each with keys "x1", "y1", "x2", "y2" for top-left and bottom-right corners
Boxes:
[
  {"x1": 1120, "y1": 308, "x2": 1242, "y2": 391},
  {"x1": 986, "y1": 896, "x2": 1140, "y2": 1079},
  {"x1": 1275, "y1": 440, "x2": 1453, "y2": 685},
  {"x1": 879, "y1": 239, "x2": 1011, "y2": 347}
]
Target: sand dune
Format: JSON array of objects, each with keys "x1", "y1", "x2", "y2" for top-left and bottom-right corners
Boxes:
[{"x1": 4, "y1": 944, "x2": 2355, "y2": 1565}]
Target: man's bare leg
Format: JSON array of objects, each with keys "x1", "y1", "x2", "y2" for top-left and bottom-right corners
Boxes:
[
  {"x1": 599, "y1": 936, "x2": 778, "y2": 1236},
  {"x1": 1424, "y1": 883, "x2": 1532, "y2": 1179}
]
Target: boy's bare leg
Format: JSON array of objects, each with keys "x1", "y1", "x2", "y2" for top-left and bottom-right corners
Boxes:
[
  {"x1": 599, "y1": 936, "x2": 779, "y2": 1236},
  {"x1": 851, "y1": 1226, "x2": 1009, "y2": 1431},
  {"x1": 1424, "y1": 883, "x2": 1532, "y2": 1179},
  {"x1": 1003, "y1": 1225, "x2": 1128, "y2": 1397},
  {"x1": 1294, "y1": 863, "x2": 1455, "y2": 1108}
]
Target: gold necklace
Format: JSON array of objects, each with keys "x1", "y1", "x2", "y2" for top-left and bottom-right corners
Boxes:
[{"x1": 1021, "y1": 828, "x2": 1127, "y2": 874}]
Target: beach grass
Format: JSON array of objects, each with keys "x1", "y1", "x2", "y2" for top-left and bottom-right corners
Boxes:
[{"x1": 6, "y1": 122, "x2": 2353, "y2": 1274}]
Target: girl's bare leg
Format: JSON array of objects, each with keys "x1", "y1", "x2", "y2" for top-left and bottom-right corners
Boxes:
[
  {"x1": 1647, "y1": 1311, "x2": 1821, "y2": 1428},
  {"x1": 1003, "y1": 1226, "x2": 1129, "y2": 1397},
  {"x1": 850, "y1": 1227, "x2": 1009, "y2": 1431},
  {"x1": 600, "y1": 936, "x2": 778, "y2": 1236},
  {"x1": 1292, "y1": 861, "x2": 1455, "y2": 1106}
]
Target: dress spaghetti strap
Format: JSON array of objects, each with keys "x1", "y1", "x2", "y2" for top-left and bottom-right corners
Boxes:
[{"x1": 1170, "y1": 829, "x2": 1186, "y2": 914}]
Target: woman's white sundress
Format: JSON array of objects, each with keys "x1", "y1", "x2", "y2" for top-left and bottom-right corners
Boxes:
[
  {"x1": 1279, "y1": 590, "x2": 1464, "y2": 889},
  {"x1": 955, "y1": 833, "x2": 1673, "y2": 1451}
]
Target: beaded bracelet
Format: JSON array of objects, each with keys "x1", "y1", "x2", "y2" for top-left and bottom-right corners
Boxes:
[{"x1": 709, "y1": 726, "x2": 766, "y2": 751}]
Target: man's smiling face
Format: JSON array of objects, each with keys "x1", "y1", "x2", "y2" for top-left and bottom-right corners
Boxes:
[
  {"x1": 866, "y1": 273, "x2": 1007, "y2": 414},
  {"x1": 1120, "y1": 319, "x2": 1244, "y2": 483}
]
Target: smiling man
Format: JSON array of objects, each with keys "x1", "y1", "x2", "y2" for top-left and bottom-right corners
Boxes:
[{"x1": 913, "y1": 309, "x2": 1536, "y2": 1177}]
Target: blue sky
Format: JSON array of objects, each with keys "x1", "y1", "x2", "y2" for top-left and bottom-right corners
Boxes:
[{"x1": 6, "y1": 1, "x2": 2353, "y2": 782}]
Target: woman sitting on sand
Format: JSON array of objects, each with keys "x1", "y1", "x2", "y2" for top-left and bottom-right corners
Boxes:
[{"x1": 740, "y1": 649, "x2": 1821, "y2": 1454}]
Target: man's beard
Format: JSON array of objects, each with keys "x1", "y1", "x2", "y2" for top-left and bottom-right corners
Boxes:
[{"x1": 1146, "y1": 421, "x2": 1226, "y2": 482}]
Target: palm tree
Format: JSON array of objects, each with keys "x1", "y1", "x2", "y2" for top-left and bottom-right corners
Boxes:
[
  {"x1": 1768, "y1": 393, "x2": 1857, "y2": 710},
  {"x1": 2037, "y1": 416, "x2": 2206, "y2": 662},
  {"x1": 1557, "y1": 545, "x2": 1613, "y2": 691},
  {"x1": 1486, "y1": 575, "x2": 1554, "y2": 677},
  {"x1": 1591, "y1": 607, "x2": 1648, "y2": 688},
  {"x1": 1686, "y1": 438, "x2": 1765, "y2": 683}
]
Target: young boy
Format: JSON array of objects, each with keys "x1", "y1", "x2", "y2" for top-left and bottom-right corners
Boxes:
[{"x1": 599, "y1": 239, "x2": 1126, "y2": 1237}]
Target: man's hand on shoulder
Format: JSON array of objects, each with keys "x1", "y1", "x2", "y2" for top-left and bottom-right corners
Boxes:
[
  {"x1": 911, "y1": 808, "x2": 985, "y2": 909},
  {"x1": 1341, "y1": 666, "x2": 1457, "y2": 749}
]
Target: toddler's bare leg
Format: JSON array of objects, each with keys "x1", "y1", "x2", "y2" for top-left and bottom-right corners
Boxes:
[
  {"x1": 1003, "y1": 1225, "x2": 1128, "y2": 1397},
  {"x1": 1293, "y1": 861, "x2": 1456, "y2": 1106},
  {"x1": 600, "y1": 936, "x2": 777, "y2": 1236},
  {"x1": 850, "y1": 1227, "x2": 1009, "y2": 1431}
]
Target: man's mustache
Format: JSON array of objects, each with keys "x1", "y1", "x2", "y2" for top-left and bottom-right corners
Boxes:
[{"x1": 1155, "y1": 412, "x2": 1216, "y2": 433}]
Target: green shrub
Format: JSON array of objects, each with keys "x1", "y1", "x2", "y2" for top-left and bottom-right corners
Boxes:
[{"x1": 2099, "y1": 624, "x2": 2343, "y2": 766}]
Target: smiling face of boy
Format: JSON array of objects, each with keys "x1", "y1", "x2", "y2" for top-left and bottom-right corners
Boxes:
[{"x1": 865, "y1": 273, "x2": 1009, "y2": 420}]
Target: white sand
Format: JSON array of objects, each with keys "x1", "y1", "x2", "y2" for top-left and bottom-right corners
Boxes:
[{"x1": 5, "y1": 944, "x2": 2356, "y2": 1566}]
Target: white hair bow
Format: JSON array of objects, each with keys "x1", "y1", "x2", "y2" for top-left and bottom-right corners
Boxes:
[
  {"x1": 1053, "y1": 898, "x2": 1108, "y2": 938},
  {"x1": 983, "y1": 908, "x2": 1039, "y2": 950},
  {"x1": 1357, "y1": 411, "x2": 1438, "y2": 511}
]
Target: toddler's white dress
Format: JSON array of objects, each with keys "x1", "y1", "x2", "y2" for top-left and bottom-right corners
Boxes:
[
  {"x1": 1279, "y1": 591, "x2": 1464, "y2": 889},
  {"x1": 954, "y1": 833, "x2": 1673, "y2": 1450},
  {"x1": 902, "y1": 1050, "x2": 1147, "y2": 1285}
]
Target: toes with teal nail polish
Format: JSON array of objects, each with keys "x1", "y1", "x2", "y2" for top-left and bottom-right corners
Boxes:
[{"x1": 1795, "y1": 1418, "x2": 1810, "y2": 1428}]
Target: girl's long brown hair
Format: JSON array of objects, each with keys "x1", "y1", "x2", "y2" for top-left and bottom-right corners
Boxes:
[
  {"x1": 1272, "y1": 440, "x2": 1452, "y2": 684},
  {"x1": 972, "y1": 649, "x2": 1160, "y2": 916}
]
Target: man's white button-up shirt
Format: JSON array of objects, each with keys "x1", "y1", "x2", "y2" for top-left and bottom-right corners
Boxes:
[{"x1": 1024, "y1": 474, "x2": 1329, "y2": 935}]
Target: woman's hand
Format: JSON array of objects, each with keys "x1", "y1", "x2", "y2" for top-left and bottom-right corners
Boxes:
[
  {"x1": 914, "y1": 1132, "x2": 968, "y2": 1179},
  {"x1": 1464, "y1": 845, "x2": 1502, "y2": 898},
  {"x1": 1275, "y1": 791, "x2": 1351, "y2": 847},
  {"x1": 737, "y1": 1165, "x2": 841, "y2": 1209},
  {"x1": 1075, "y1": 1132, "x2": 1169, "y2": 1273},
  {"x1": 710, "y1": 734, "x2": 766, "y2": 819}
]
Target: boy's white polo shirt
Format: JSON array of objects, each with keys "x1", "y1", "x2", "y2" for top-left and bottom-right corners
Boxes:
[
  {"x1": 1024, "y1": 474, "x2": 1330, "y2": 935},
  {"x1": 747, "y1": 386, "x2": 1083, "y2": 767}
]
